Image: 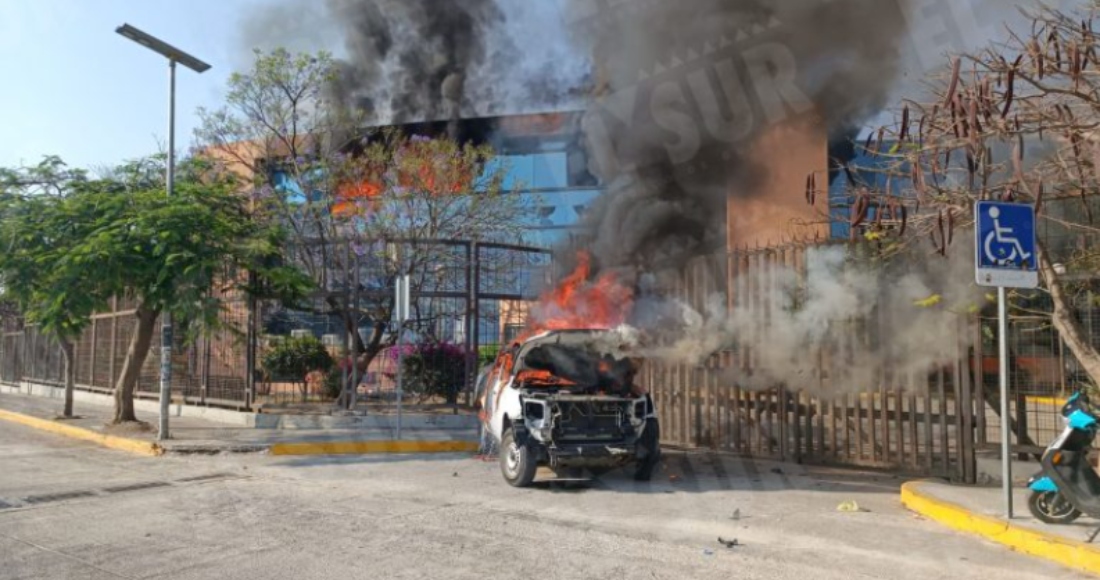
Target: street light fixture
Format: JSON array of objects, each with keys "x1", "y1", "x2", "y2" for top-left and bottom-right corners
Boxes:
[
  {"x1": 115, "y1": 23, "x2": 210, "y2": 442},
  {"x1": 116, "y1": 24, "x2": 211, "y2": 73}
]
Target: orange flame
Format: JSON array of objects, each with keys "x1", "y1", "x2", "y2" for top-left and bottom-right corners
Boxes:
[
  {"x1": 333, "y1": 180, "x2": 383, "y2": 217},
  {"x1": 397, "y1": 162, "x2": 474, "y2": 195},
  {"x1": 331, "y1": 144, "x2": 475, "y2": 218},
  {"x1": 519, "y1": 251, "x2": 634, "y2": 343}
]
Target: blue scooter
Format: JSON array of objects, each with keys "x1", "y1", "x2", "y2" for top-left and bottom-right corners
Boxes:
[{"x1": 1027, "y1": 391, "x2": 1100, "y2": 539}]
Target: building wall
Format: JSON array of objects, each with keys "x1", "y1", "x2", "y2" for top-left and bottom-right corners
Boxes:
[{"x1": 727, "y1": 118, "x2": 829, "y2": 250}]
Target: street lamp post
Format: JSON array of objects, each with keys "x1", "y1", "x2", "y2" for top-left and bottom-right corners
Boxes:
[{"x1": 116, "y1": 24, "x2": 210, "y2": 442}]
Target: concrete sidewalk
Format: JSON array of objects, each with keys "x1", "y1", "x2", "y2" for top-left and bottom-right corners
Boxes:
[
  {"x1": 903, "y1": 480, "x2": 1100, "y2": 575},
  {"x1": 0, "y1": 392, "x2": 478, "y2": 456}
]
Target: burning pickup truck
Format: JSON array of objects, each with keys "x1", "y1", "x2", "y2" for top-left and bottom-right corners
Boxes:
[{"x1": 476, "y1": 329, "x2": 660, "y2": 487}]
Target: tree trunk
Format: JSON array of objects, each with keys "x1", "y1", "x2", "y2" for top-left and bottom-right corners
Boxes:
[
  {"x1": 336, "y1": 320, "x2": 386, "y2": 410},
  {"x1": 113, "y1": 305, "x2": 159, "y2": 424},
  {"x1": 1037, "y1": 242, "x2": 1100, "y2": 388},
  {"x1": 325, "y1": 296, "x2": 367, "y2": 354},
  {"x1": 59, "y1": 339, "x2": 75, "y2": 418}
]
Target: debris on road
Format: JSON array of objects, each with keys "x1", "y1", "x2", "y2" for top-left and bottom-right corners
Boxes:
[
  {"x1": 731, "y1": 508, "x2": 741, "y2": 521},
  {"x1": 836, "y1": 500, "x2": 869, "y2": 513},
  {"x1": 702, "y1": 548, "x2": 715, "y2": 556},
  {"x1": 718, "y1": 537, "x2": 740, "y2": 549}
]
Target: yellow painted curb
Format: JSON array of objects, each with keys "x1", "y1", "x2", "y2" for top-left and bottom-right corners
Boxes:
[
  {"x1": 901, "y1": 481, "x2": 1100, "y2": 576},
  {"x1": 0, "y1": 408, "x2": 163, "y2": 457},
  {"x1": 270, "y1": 440, "x2": 479, "y2": 456},
  {"x1": 1025, "y1": 396, "x2": 1068, "y2": 407}
]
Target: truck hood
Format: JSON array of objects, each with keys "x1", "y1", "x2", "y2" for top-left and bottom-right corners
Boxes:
[{"x1": 512, "y1": 329, "x2": 640, "y2": 391}]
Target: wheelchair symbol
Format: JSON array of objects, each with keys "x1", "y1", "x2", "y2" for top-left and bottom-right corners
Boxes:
[{"x1": 983, "y1": 206, "x2": 1032, "y2": 266}]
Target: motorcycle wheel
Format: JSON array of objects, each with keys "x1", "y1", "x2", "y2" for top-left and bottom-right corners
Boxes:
[{"x1": 1028, "y1": 490, "x2": 1082, "y2": 525}]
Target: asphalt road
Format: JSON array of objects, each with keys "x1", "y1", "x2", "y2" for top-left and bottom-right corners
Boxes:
[{"x1": 0, "y1": 420, "x2": 1084, "y2": 580}]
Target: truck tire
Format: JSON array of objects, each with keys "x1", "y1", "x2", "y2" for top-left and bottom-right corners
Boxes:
[
  {"x1": 634, "y1": 418, "x2": 661, "y2": 482},
  {"x1": 500, "y1": 428, "x2": 537, "y2": 488}
]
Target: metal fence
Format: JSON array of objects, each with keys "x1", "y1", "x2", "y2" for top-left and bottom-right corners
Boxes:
[
  {"x1": 640, "y1": 244, "x2": 982, "y2": 481},
  {"x1": 0, "y1": 240, "x2": 553, "y2": 413},
  {"x1": 252, "y1": 239, "x2": 552, "y2": 410},
  {"x1": 5, "y1": 235, "x2": 1097, "y2": 480},
  {"x1": 1, "y1": 295, "x2": 252, "y2": 408},
  {"x1": 975, "y1": 290, "x2": 1100, "y2": 457}
]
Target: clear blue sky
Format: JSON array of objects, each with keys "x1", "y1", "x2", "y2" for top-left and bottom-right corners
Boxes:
[{"x1": 0, "y1": 1, "x2": 270, "y2": 170}]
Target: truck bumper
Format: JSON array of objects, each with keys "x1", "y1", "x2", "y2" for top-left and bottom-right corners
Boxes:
[{"x1": 546, "y1": 440, "x2": 639, "y2": 467}]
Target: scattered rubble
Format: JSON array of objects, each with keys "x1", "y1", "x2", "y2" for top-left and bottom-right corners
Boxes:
[{"x1": 836, "y1": 500, "x2": 869, "y2": 513}]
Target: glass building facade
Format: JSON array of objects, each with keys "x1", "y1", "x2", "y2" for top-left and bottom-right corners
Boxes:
[
  {"x1": 265, "y1": 112, "x2": 601, "y2": 351},
  {"x1": 270, "y1": 111, "x2": 602, "y2": 249},
  {"x1": 487, "y1": 150, "x2": 602, "y2": 248}
]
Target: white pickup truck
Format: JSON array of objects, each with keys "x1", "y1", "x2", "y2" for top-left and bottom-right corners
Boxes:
[{"x1": 476, "y1": 329, "x2": 661, "y2": 487}]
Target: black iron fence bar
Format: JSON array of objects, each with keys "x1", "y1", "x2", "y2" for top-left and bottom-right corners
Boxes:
[
  {"x1": 292, "y1": 237, "x2": 550, "y2": 255},
  {"x1": 308, "y1": 290, "x2": 537, "y2": 301},
  {"x1": 475, "y1": 241, "x2": 552, "y2": 254}
]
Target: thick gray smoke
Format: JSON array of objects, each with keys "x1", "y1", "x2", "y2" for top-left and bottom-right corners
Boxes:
[
  {"x1": 240, "y1": 0, "x2": 589, "y2": 125},
  {"x1": 565, "y1": 0, "x2": 915, "y2": 275},
  {"x1": 614, "y1": 237, "x2": 983, "y2": 395},
  {"x1": 324, "y1": 0, "x2": 506, "y2": 123}
]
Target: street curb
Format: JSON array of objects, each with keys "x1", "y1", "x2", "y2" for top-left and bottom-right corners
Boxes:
[
  {"x1": 901, "y1": 481, "x2": 1100, "y2": 576},
  {"x1": 1024, "y1": 396, "x2": 1068, "y2": 407},
  {"x1": 0, "y1": 408, "x2": 163, "y2": 457},
  {"x1": 162, "y1": 444, "x2": 270, "y2": 455},
  {"x1": 269, "y1": 440, "x2": 479, "y2": 456}
]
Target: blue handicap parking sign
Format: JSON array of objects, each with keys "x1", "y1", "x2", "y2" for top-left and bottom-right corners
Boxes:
[{"x1": 975, "y1": 201, "x2": 1038, "y2": 289}]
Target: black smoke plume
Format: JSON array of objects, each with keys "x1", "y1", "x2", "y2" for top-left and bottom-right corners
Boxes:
[
  {"x1": 325, "y1": 0, "x2": 507, "y2": 125},
  {"x1": 242, "y1": 1, "x2": 590, "y2": 126},
  {"x1": 565, "y1": 0, "x2": 915, "y2": 276}
]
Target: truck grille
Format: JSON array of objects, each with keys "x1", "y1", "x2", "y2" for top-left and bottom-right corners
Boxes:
[{"x1": 553, "y1": 401, "x2": 628, "y2": 441}]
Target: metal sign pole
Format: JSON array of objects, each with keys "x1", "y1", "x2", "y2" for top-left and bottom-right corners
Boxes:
[
  {"x1": 998, "y1": 285, "x2": 1012, "y2": 518},
  {"x1": 396, "y1": 326, "x2": 404, "y2": 440},
  {"x1": 975, "y1": 200, "x2": 1036, "y2": 521},
  {"x1": 395, "y1": 275, "x2": 410, "y2": 440}
]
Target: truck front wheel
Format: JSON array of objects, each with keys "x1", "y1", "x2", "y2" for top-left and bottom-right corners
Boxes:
[{"x1": 500, "y1": 428, "x2": 538, "y2": 488}]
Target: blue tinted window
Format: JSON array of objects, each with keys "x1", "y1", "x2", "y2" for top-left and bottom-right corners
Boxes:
[
  {"x1": 828, "y1": 144, "x2": 914, "y2": 240},
  {"x1": 530, "y1": 152, "x2": 567, "y2": 189},
  {"x1": 484, "y1": 152, "x2": 569, "y2": 192},
  {"x1": 518, "y1": 189, "x2": 600, "y2": 228},
  {"x1": 272, "y1": 169, "x2": 330, "y2": 204},
  {"x1": 272, "y1": 171, "x2": 305, "y2": 203}
]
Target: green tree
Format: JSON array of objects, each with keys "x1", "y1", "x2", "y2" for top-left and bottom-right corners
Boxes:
[
  {"x1": 1, "y1": 156, "x2": 311, "y2": 424},
  {"x1": 196, "y1": 48, "x2": 532, "y2": 410},
  {"x1": 0, "y1": 157, "x2": 99, "y2": 418}
]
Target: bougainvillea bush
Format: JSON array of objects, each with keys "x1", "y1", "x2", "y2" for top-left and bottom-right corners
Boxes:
[{"x1": 388, "y1": 342, "x2": 468, "y2": 404}]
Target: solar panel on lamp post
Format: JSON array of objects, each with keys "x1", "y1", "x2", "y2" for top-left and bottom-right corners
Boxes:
[{"x1": 115, "y1": 23, "x2": 210, "y2": 442}]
